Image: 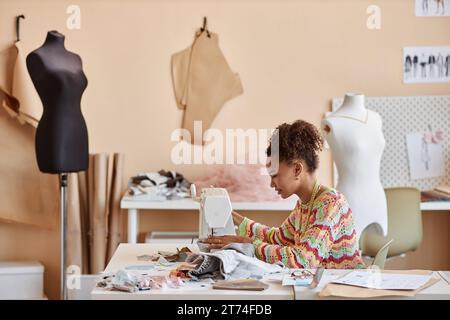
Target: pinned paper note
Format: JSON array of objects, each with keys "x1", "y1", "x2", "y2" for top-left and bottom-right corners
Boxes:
[{"x1": 406, "y1": 131, "x2": 445, "y2": 180}]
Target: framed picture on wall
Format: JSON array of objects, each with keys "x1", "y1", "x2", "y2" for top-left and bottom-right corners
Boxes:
[
  {"x1": 403, "y1": 46, "x2": 450, "y2": 83},
  {"x1": 415, "y1": 0, "x2": 450, "y2": 16}
]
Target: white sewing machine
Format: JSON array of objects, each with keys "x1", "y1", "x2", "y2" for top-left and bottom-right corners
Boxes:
[{"x1": 190, "y1": 184, "x2": 236, "y2": 239}]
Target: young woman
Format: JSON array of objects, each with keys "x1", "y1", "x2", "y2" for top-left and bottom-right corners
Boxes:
[{"x1": 200, "y1": 120, "x2": 365, "y2": 269}]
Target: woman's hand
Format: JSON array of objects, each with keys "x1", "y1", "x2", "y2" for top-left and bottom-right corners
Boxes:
[
  {"x1": 232, "y1": 210, "x2": 244, "y2": 226},
  {"x1": 199, "y1": 235, "x2": 252, "y2": 249}
]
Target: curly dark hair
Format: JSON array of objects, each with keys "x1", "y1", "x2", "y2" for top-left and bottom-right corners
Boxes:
[{"x1": 266, "y1": 120, "x2": 324, "y2": 173}]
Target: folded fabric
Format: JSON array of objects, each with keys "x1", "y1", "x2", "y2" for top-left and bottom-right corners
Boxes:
[
  {"x1": 186, "y1": 249, "x2": 282, "y2": 281},
  {"x1": 97, "y1": 270, "x2": 184, "y2": 293},
  {"x1": 128, "y1": 170, "x2": 191, "y2": 200},
  {"x1": 136, "y1": 247, "x2": 192, "y2": 263},
  {"x1": 221, "y1": 243, "x2": 255, "y2": 257},
  {"x1": 185, "y1": 254, "x2": 222, "y2": 280},
  {"x1": 199, "y1": 242, "x2": 255, "y2": 257},
  {"x1": 158, "y1": 247, "x2": 192, "y2": 262},
  {"x1": 206, "y1": 249, "x2": 282, "y2": 276}
]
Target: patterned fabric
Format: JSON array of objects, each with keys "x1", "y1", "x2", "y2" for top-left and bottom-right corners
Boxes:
[{"x1": 238, "y1": 186, "x2": 366, "y2": 269}]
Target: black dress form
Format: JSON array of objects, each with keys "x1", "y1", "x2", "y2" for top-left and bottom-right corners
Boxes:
[{"x1": 26, "y1": 30, "x2": 88, "y2": 173}]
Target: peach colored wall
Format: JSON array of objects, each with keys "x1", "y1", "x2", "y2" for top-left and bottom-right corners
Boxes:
[{"x1": 1, "y1": 0, "x2": 449, "y2": 299}]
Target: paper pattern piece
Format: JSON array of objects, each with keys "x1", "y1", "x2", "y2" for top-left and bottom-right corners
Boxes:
[{"x1": 331, "y1": 271, "x2": 432, "y2": 290}]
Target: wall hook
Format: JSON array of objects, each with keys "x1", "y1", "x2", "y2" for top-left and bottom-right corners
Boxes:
[
  {"x1": 200, "y1": 16, "x2": 210, "y2": 38},
  {"x1": 16, "y1": 14, "x2": 25, "y2": 42}
]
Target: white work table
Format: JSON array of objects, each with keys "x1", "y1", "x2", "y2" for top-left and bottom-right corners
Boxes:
[
  {"x1": 121, "y1": 194, "x2": 299, "y2": 243},
  {"x1": 90, "y1": 244, "x2": 293, "y2": 300},
  {"x1": 121, "y1": 194, "x2": 450, "y2": 243},
  {"x1": 91, "y1": 244, "x2": 450, "y2": 300}
]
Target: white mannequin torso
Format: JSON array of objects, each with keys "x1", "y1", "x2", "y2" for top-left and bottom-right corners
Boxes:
[{"x1": 321, "y1": 93, "x2": 388, "y2": 242}]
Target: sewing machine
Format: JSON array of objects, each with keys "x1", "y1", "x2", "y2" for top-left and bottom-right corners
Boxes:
[{"x1": 190, "y1": 184, "x2": 236, "y2": 239}]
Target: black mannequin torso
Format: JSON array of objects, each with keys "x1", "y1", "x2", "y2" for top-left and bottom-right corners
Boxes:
[{"x1": 27, "y1": 30, "x2": 88, "y2": 173}]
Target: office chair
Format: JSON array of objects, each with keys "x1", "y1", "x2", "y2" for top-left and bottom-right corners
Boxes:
[
  {"x1": 369, "y1": 239, "x2": 394, "y2": 269},
  {"x1": 360, "y1": 187, "x2": 423, "y2": 262}
]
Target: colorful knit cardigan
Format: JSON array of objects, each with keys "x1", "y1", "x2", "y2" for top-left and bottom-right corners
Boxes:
[{"x1": 238, "y1": 186, "x2": 366, "y2": 269}]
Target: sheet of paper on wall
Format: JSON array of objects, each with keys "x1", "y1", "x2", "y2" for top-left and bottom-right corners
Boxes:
[
  {"x1": 415, "y1": 0, "x2": 450, "y2": 16},
  {"x1": 403, "y1": 46, "x2": 450, "y2": 84},
  {"x1": 406, "y1": 132, "x2": 445, "y2": 180},
  {"x1": 331, "y1": 271, "x2": 432, "y2": 290}
]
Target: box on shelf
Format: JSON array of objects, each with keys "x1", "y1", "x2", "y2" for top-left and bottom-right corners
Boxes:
[{"x1": 0, "y1": 261, "x2": 44, "y2": 299}]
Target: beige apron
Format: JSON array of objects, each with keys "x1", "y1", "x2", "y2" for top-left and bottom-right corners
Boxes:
[
  {"x1": 0, "y1": 41, "x2": 42, "y2": 127},
  {"x1": 171, "y1": 31, "x2": 243, "y2": 145}
]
